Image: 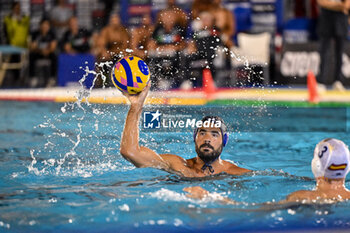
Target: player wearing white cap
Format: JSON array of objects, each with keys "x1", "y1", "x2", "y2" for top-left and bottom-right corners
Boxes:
[{"x1": 285, "y1": 138, "x2": 350, "y2": 202}]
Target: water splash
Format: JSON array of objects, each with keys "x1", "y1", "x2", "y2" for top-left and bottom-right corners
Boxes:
[
  {"x1": 0, "y1": 220, "x2": 10, "y2": 229},
  {"x1": 27, "y1": 57, "x2": 122, "y2": 177},
  {"x1": 28, "y1": 149, "x2": 40, "y2": 176},
  {"x1": 150, "y1": 188, "x2": 242, "y2": 207}
]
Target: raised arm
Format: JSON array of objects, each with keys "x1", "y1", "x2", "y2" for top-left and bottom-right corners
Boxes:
[{"x1": 119, "y1": 83, "x2": 170, "y2": 169}]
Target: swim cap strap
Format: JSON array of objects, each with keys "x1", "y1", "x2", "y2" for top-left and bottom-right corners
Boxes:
[
  {"x1": 222, "y1": 132, "x2": 228, "y2": 147},
  {"x1": 201, "y1": 163, "x2": 215, "y2": 174}
]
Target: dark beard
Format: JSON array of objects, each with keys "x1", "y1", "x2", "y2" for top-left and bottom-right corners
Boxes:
[{"x1": 195, "y1": 143, "x2": 222, "y2": 164}]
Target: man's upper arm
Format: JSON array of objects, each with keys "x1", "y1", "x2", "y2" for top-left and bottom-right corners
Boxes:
[
  {"x1": 226, "y1": 163, "x2": 251, "y2": 175},
  {"x1": 123, "y1": 146, "x2": 169, "y2": 169},
  {"x1": 122, "y1": 147, "x2": 185, "y2": 174}
]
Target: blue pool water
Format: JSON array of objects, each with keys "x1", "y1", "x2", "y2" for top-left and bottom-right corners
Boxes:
[{"x1": 0, "y1": 100, "x2": 350, "y2": 232}]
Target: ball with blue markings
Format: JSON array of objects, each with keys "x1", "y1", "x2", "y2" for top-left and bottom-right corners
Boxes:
[{"x1": 111, "y1": 56, "x2": 151, "y2": 94}]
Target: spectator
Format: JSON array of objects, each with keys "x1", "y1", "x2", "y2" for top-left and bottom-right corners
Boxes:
[
  {"x1": 61, "y1": 16, "x2": 92, "y2": 54},
  {"x1": 130, "y1": 14, "x2": 154, "y2": 60},
  {"x1": 2, "y1": 1, "x2": 30, "y2": 87},
  {"x1": 317, "y1": 0, "x2": 350, "y2": 91},
  {"x1": 211, "y1": 0, "x2": 236, "y2": 48},
  {"x1": 147, "y1": 10, "x2": 187, "y2": 89},
  {"x1": 95, "y1": 13, "x2": 130, "y2": 62},
  {"x1": 191, "y1": 11, "x2": 220, "y2": 61},
  {"x1": 186, "y1": 11, "x2": 223, "y2": 87},
  {"x1": 50, "y1": 0, "x2": 74, "y2": 42},
  {"x1": 191, "y1": 0, "x2": 235, "y2": 48},
  {"x1": 3, "y1": 1, "x2": 30, "y2": 48},
  {"x1": 149, "y1": 10, "x2": 186, "y2": 53},
  {"x1": 29, "y1": 19, "x2": 57, "y2": 87}
]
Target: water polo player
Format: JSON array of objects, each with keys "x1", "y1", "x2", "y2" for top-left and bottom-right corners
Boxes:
[
  {"x1": 120, "y1": 83, "x2": 251, "y2": 177},
  {"x1": 284, "y1": 138, "x2": 350, "y2": 202}
]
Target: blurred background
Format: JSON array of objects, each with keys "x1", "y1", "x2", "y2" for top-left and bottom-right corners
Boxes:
[{"x1": 0, "y1": 0, "x2": 349, "y2": 91}]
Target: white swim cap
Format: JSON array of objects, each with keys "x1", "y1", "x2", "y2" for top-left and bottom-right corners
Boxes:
[{"x1": 312, "y1": 138, "x2": 350, "y2": 179}]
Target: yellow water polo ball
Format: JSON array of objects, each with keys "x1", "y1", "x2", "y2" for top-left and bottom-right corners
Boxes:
[{"x1": 111, "y1": 56, "x2": 151, "y2": 94}]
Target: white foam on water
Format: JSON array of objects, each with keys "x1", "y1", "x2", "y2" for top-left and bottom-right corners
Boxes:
[
  {"x1": 27, "y1": 58, "x2": 122, "y2": 176},
  {"x1": 149, "y1": 188, "x2": 233, "y2": 206},
  {"x1": 118, "y1": 204, "x2": 130, "y2": 212},
  {"x1": 28, "y1": 157, "x2": 133, "y2": 177},
  {"x1": 0, "y1": 220, "x2": 10, "y2": 229},
  {"x1": 28, "y1": 149, "x2": 40, "y2": 176},
  {"x1": 287, "y1": 209, "x2": 296, "y2": 215},
  {"x1": 157, "y1": 220, "x2": 166, "y2": 225},
  {"x1": 150, "y1": 188, "x2": 190, "y2": 202},
  {"x1": 28, "y1": 220, "x2": 36, "y2": 226},
  {"x1": 173, "y1": 218, "x2": 183, "y2": 227}
]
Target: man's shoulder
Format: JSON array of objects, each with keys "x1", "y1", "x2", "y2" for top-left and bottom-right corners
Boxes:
[
  {"x1": 223, "y1": 160, "x2": 251, "y2": 175},
  {"x1": 341, "y1": 190, "x2": 350, "y2": 199},
  {"x1": 100, "y1": 27, "x2": 111, "y2": 35},
  {"x1": 292, "y1": 190, "x2": 314, "y2": 196},
  {"x1": 159, "y1": 154, "x2": 194, "y2": 174}
]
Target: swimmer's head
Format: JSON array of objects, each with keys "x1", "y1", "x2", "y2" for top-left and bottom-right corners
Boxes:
[
  {"x1": 311, "y1": 138, "x2": 350, "y2": 179},
  {"x1": 194, "y1": 116, "x2": 228, "y2": 164}
]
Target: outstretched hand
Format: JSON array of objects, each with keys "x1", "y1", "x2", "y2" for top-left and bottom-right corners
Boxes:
[
  {"x1": 183, "y1": 186, "x2": 209, "y2": 200},
  {"x1": 122, "y1": 82, "x2": 151, "y2": 108},
  {"x1": 184, "y1": 186, "x2": 237, "y2": 205}
]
